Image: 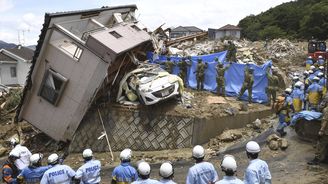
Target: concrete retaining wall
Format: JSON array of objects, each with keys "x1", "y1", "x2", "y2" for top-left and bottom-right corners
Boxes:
[{"x1": 69, "y1": 105, "x2": 273, "y2": 152}]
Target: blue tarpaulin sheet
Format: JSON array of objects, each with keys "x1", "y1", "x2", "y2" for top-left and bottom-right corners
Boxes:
[
  {"x1": 290, "y1": 111, "x2": 322, "y2": 126},
  {"x1": 147, "y1": 51, "x2": 272, "y2": 103}
]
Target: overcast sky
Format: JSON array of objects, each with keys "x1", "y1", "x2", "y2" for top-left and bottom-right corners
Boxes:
[{"x1": 0, "y1": 0, "x2": 293, "y2": 46}]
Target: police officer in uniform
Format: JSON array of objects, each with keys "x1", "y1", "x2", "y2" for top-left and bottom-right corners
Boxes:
[
  {"x1": 40, "y1": 153, "x2": 75, "y2": 184},
  {"x1": 159, "y1": 162, "x2": 176, "y2": 184},
  {"x1": 195, "y1": 58, "x2": 208, "y2": 91},
  {"x1": 112, "y1": 149, "x2": 138, "y2": 184},
  {"x1": 18, "y1": 153, "x2": 51, "y2": 184},
  {"x1": 215, "y1": 155, "x2": 243, "y2": 184},
  {"x1": 238, "y1": 66, "x2": 254, "y2": 103},
  {"x1": 131, "y1": 162, "x2": 159, "y2": 184},
  {"x1": 216, "y1": 62, "x2": 231, "y2": 96},
  {"x1": 186, "y1": 145, "x2": 218, "y2": 184},
  {"x1": 266, "y1": 67, "x2": 279, "y2": 106},
  {"x1": 75, "y1": 149, "x2": 101, "y2": 184}
]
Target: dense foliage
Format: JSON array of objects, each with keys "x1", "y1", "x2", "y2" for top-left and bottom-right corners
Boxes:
[{"x1": 238, "y1": 0, "x2": 328, "y2": 40}]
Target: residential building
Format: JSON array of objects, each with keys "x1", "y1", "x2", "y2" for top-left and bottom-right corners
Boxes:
[
  {"x1": 0, "y1": 45, "x2": 33, "y2": 86},
  {"x1": 169, "y1": 26, "x2": 203, "y2": 39},
  {"x1": 208, "y1": 24, "x2": 241, "y2": 40},
  {"x1": 16, "y1": 5, "x2": 152, "y2": 142}
]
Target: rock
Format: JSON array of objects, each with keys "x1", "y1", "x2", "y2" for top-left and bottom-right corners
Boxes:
[
  {"x1": 268, "y1": 140, "x2": 280, "y2": 150},
  {"x1": 252, "y1": 119, "x2": 262, "y2": 129},
  {"x1": 240, "y1": 103, "x2": 248, "y2": 111},
  {"x1": 266, "y1": 134, "x2": 280, "y2": 143},
  {"x1": 219, "y1": 130, "x2": 243, "y2": 142},
  {"x1": 279, "y1": 138, "x2": 288, "y2": 150}
]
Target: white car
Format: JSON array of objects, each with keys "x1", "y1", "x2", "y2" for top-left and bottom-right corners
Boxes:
[{"x1": 117, "y1": 64, "x2": 182, "y2": 105}]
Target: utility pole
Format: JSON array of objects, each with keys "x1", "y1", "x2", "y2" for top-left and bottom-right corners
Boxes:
[{"x1": 17, "y1": 29, "x2": 30, "y2": 46}]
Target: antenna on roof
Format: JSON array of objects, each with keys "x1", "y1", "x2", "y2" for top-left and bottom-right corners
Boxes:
[{"x1": 17, "y1": 29, "x2": 30, "y2": 46}]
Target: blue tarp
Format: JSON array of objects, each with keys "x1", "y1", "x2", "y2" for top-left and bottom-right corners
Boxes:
[
  {"x1": 290, "y1": 111, "x2": 322, "y2": 126},
  {"x1": 147, "y1": 51, "x2": 272, "y2": 103}
]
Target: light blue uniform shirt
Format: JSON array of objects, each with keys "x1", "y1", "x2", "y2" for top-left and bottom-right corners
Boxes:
[
  {"x1": 75, "y1": 159, "x2": 101, "y2": 184},
  {"x1": 244, "y1": 159, "x2": 271, "y2": 184},
  {"x1": 159, "y1": 179, "x2": 177, "y2": 184},
  {"x1": 307, "y1": 82, "x2": 322, "y2": 93},
  {"x1": 319, "y1": 78, "x2": 326, "y2": 87},
  {"x1": 18, "y1": 165, "x2": 52, "y2": 184},
  {"x1": 112, "y1": 162, "x2": 138, "y2": 183},
  {"x1": 186, "y1": 162, "x2": 219, "y2": 184},
  {"x1": 291, "y1": 88, "x2": 304, "y2": 101},
  {"x1": 40, "y1": 164, "x2": 76, "y2": 184},
  {"x1": 131, "y1": 178, "x2": 161, "y2": 184},
  {"x1": 318, "y1": 59, "x2": 325, "y2": 66},
  {"x1": 215, "y1": 176, "x2": 243, "y2": 184}
]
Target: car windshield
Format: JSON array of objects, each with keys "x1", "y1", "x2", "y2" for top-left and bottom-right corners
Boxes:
[{"x1": 136, "y1": 66, "x2": 166, "y2": 84}]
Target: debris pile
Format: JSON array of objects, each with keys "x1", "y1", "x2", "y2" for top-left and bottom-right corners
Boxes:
[
  {"x1": 267, "y1": 39, "x2": 303, "y2": 59},
  {"x1": 266, "y1": 134, "x2": 288, "y2": 150}
]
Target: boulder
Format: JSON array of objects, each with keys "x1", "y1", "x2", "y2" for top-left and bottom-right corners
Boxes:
[
  {"x1": 252, "y1": 119, "x2": 262, "y2": 129},
  {"x1": 268, "y1": 140, "x2": 280, "y2": 150},
  {"x1": 279, "y1": 138, "x2": 288, "y2": 150}
]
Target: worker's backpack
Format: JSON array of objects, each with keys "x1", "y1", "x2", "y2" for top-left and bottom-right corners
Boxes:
[{"x1": 273, "y1": 96, "x2": 285, "y2": 113}]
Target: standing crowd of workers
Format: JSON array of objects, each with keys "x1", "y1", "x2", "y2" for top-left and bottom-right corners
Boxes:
[{"x1": 2, "y1": 138, "x2": 271, "y2": 184}]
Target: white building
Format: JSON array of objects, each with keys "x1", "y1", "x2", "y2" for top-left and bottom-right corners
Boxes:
[
  {"x1": 208, "y1": 24, "x2": 241, "y2": 40},
  {"x1": 0, "y1": 45, "x2": 33, "y2": 86}
]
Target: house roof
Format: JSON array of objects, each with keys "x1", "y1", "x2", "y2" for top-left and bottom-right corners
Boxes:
[
  {"x1": 171, "y1": 26, "x2": 203, "y2": 32},
  {"x1": 0, "y1": 51, "x2": 16, "y2": 61},
  {"x1": 15, "y1": 4, "x2": 138, "y2": 123},
  {"x1": 217, "y1": 24, "x2": 241, "y2": 31},
  {"x1": 6, "y1": 46, "x2": 34, "y2": 60}
]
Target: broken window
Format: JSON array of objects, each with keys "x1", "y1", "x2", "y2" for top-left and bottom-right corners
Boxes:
[
  {"x1": 10, "y1": 67, "x2": 16, "y2": 78},
  {"x1": 39, "y1": 69, "x2": 68, "y2": 106},
  {"x1": 59, "y1": 40, "x2": 83, "y2": 60},
  {"x1": 109, "y1": 31, "x2": 122, "y2": 39}
]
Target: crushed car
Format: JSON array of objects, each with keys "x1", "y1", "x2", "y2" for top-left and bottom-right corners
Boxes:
[{"x1": 116, "y1": 63, "x2": 184, "y2": 105}]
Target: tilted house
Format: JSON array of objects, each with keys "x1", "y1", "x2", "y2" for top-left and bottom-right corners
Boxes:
[
  {"x1": 16, "y1": 5, "x2": 153, "y2": 142},
  {"x1": 0, "y1": 45, "x2": 34, "y2": 86}
]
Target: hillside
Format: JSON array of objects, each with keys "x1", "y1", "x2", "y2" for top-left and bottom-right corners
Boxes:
[
  {"x1": 0, "y1": 40, "x2": 16, "y2": 49},
  {"x1": 238, "y1": 0, "x2": 328, "y2": 41}
]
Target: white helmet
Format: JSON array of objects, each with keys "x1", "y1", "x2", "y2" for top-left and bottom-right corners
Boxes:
[
  {"x1": 120, "y1": 149, "x2": 132, "y2": 161},
  {"x1": 83, "y1": 149, "x2": 93, "y2": 158},
  {"x1": 246, "y1": 141, "x2": 260, "y2": 153},
  {"x1": 30, "y1": 153, "x2": 43, "y2": 165},
  {"x1": 285, "y1": 88, "x2": 292, "y2": 94},
  {"x1": 293, "y1": 72, "x2": 299, "y2": 77},
  {"x1": 303, "y1": 70, "x2": 309, "y2": 75},
  {"x1": 295, "y1": 81, "x2": 303, "y2": 87},
  {"x1": 159, "y1": 162, "x2": 174, "y2": 178},
  {"x1": 48, "y1": 153, "x2": 59, "y2": 165},
  {"x1": 10, "y1": 137, "x2": 19, "y2": 146},
  {"x1": 318, "y1": 72, "x2": 324, "y2": 77},
  {"x1": 310, "y1": 65, "x2": 316, "y2": 70},
  {"x1": 308, "y1": 56, "x2": 312, "y2": 59},
  {"x1": 137, "y1": 162, "x2": 151, "y2": 176},
  {"x1": 309, "y1": 70, "x2": 314, "y2": 74},
  {"x1": 192, "y1": 145, "x2": 205, "y2": 158},
  {"x1": 318, "y1": 55, "x2": 323, "y2": 59},
  {"x1": 292, "y1": 76, "x2": 299, "y2": 81},
  {"x1": 313, "y1": 76, "x2": 320, "y2": 81},
  {"x1": 9, "y1": 149, "x2": 20, "y2": 158},
  {"x1": 319, "y1": 66, "x2": 324, "y2": 70},
  {"x1": 221, "y1": 155, "x2": 237, "y2": 172}
]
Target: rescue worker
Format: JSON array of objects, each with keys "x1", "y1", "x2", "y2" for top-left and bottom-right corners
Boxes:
[
  {"x1": 308, "y1": 99, "x2": 328, "y2": 165},
  {"x1": 226, "y1": 41, "x2": 236, "y2": 62},
  {"x1": 177, "y1": 57, "x2": 191, "y2": 87},
  {"x1": 307, "y1": 70, "x2": 315, "y2": 86},
  {"x1": 244, "y1": 141, "x2": 271, "y2": 184},
  {"x1": 285, "y1": 88, "x2": 293, "y2": 112},
  {"x1": 2, "y1": 150, "x2": 20, "y2": 184},
  {"x1": 303, "y1": 70, "x2": 310, "y2": 91},
  {"x1": 216, "y1": 62, "x2": 231, "y2": 96},
  {"x1": 75, "y1": 149, "x2": 101, "y2": 184},
  {"x1": 162, "y1": 57, "x2": 175, "y2": 74},
  {"x1": 291, "y1": 82, "x2": 305, "y2": 112},
  {"x1": 306, "y1": 76, "x2": 322, "y2": 111},
  {"x1": 317, "y1": 55, "x2": 325, "y2": 66},
  {"x1": 10, "y1": 137, "x2": 32, "y2": 171},
  {"x1": 238, "y1": 66, "x2": 254, "y2": 103},
  {"x1": 40, "y1": 153, "x2": 76, "y2": 184},
  {"x1": 18, "y1": 153, "x2": 51, "y2": 184},
  {"x1": 195, "y1": 58, "x2": 208, "y2": 91},
  {"x1": 292, "y1": 76, "x2": 299, "y2": 89},
  {"x1": 275, "y1": 93, "x2": 290, "y2": 136},
  {"x1": 131, "y1": 162, "x2": 159, "y2": 184},
  {"x1": 112, "y1": 149, "x2": 138, "y2": 184},
  {"x1": 215, "y1": 155, "x2": 243, "y2": 184},
  {"x1": 159, "y1": 162, "x2": 176, "y2": 184},
  {"x1": 305, "y1": 56, "x2": 313, "y2": 70},
  {"x1": 318, "y1": 66, "x2": 325, "y2": 73},
  {"x1": 186, "y1": 145, "x2": 218, "y2": 184},
  {"x1": 266, "y1": 67, "x2": 279, "y2": 106},
  {"x1": 318, "y1": 72, "x2": 327, "y2": 95}
]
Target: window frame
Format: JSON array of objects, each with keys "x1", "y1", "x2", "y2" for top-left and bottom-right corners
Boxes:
[
  {"x1": 10, "y1": 67, "x2": 17, "y2": 78},
  {"x1": 38, "y1": 68, "x2": 68, "y2": 106}
]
